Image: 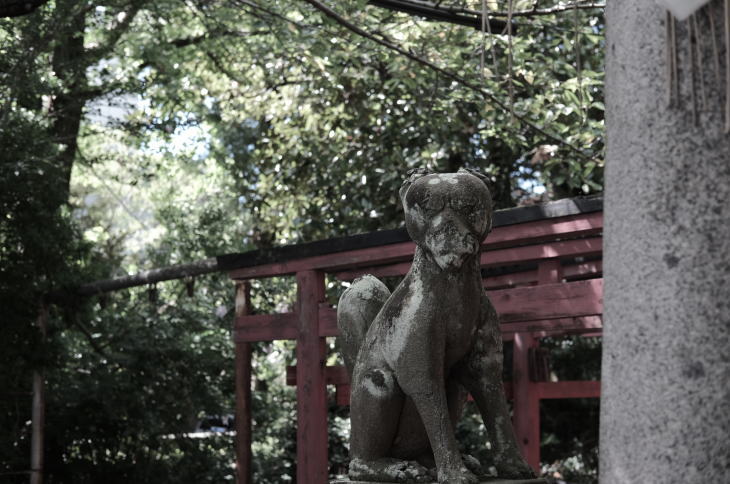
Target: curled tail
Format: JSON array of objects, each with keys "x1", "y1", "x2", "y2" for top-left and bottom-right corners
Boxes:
[{"x1": 337, "y1": 274, "x2": 391, "y2": 378}]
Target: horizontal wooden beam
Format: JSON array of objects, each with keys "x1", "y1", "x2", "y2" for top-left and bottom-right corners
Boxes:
[
  {"x1": 221, "y1": 198, "x2": 603, "y2": 276},
  {"x1": 318, "y1": 279, "x2": 603, "y2": 337},
  {"x1": 564, "y1": 260, "x2": 603, "y2": 280},
  {"x1": 319, "y1": 308, "x2": 603, "y2": 340},
  {"x1": 334, "y1": 261, "x2": 413, "y2": 281},
  {"x1": 490, "y1": 278, "x2": 603, "y2": 323},
  {"x1": 232, "y1": 279, "x2": 603, "y2": 342},
  {"x1": 535, "y1": 380, "x2": 601, "y2": 399},
  {"x1": 579, "y1": 331, "x2": 603, "y2": 338},
  {"x1": 330, "y1": 382, "x2": 516, "y2": 406},
  {"x1": 332, "y1": 213, "x2": 603, "y2": 281},
  {"x1": 483, "y1": 260, "x2": 602, "y2": 290},
  {"x1": 319, "y1": 304, "x2": 603, "y2": 341},
  {"x1": 286, "y1": 365, "x2": 349, "y2": 386},
  {"x1": 285, "y1": 366, "x2": 515, "y2": 393},
  {"x1": 486, "y1": 211, "x2": 603, "y2": 248},
  {"x1": 233, "y1": 313, "x2": 298, "y2": 342},
  {"x1": 484, "y1": 270, "x2": 538, "y2": 290},
  {"x1": 286, "y1": 369, "x2": 599, "y2": 404},
  {"x1": 49, "y1": 211, "x2": 602, "y2": 300},
  {"x1": 231, "y1": 214, "x2": 603, "y2": 280},
  {"x1": 335, "y1": 258, "x2": 602, "y2": 287},
  {"x1": 229, "y1": 241, "x2": 416, "y2": 280},
  {"x1": 321, "y1": 318, "x2": 603, "y2": 343},
  {"x1": 501, "y1": 315, "x2": 602, "y2": 335},
  {"x1": 481, "y1": 237, "x2": 602, "y2": 268},
  {"x1": 333, "y1": 236, "x2": 602, "y2": 282},
  {"x1": 49, "y1": 258, "x2": 219, "y2": 301},
  {"x1": 334, "y1": 381, "x2": 600, "y2": 404},
  {"x1": 502, "y1": 330, "x2": 603, "y2": 341}
]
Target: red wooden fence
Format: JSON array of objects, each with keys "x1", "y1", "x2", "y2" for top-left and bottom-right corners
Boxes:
[{"x1": 222, "y1": 197, "x2": 603, "y2": 483}]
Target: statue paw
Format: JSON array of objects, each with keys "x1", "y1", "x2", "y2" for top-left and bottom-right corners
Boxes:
[
  {"x1": 461, "y1": 454, "x2": 485, "y2": 477},
  {"x1": 494, "y1": 455, "x2": 537, "y2": 479},
  {"x1": 393, "y1": 460, "x2": 432, "y2": 483},
  {"x1": 437, "y1": 466, "x2": 479, "y2": 484},
  {"x1": 349, "y1": 457, "x2": 431, "y2": 483}
]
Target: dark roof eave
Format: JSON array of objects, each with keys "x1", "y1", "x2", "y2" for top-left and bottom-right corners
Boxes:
[{"x1": 216, "y1": 195, "x2": 603, "y2": 272}]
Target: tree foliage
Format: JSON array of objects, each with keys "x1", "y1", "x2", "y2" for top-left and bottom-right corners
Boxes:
[{"x1": 1, "y1": 1, "x2": 605, "y2": 482}]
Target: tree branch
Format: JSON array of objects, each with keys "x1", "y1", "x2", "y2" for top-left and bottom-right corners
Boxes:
[
  {"x1": 301, "y1": 0, "x2": 592, "y2": 160},
  {"x1": 491, "y1": 1, "x2": 605, "y2": 17},
  {"x1": 84, "y1": 2, "x2": 144, "y2": 63},
  {"x1": 67, "y1": 258, "x2": 219, "y2": 298},
  {"x1": 401, "y1": 0, "x2": 605, "y2": 18},
  {"x1": 0, "y1": 0, "x2": 48, "y2": 17},
  {"x1": 169, "y1": 29, "x2": 270, "y2": 48},
  {"x1": 233, "y1": 0, "x2": 306, "y2": 29},
  {"x1": 369, "y1": 0, "x2": 509, "y2": 32},
  {"x1": 205, "y1": 49, "x2": 248, "y2": 85},
  {"x1": 70, "y1": 315, "x2": 109, "y2": 357}
]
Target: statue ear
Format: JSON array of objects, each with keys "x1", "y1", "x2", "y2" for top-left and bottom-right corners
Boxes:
[
  {"x1": 458, "y1": 168, "x2": 494, "y2": 235},
  {"x1": 399, "y1": 168, "x2": 432, "y2": 206},
  {"x1": 458, "y1": 167, "x2": 491, "y2": 191}
]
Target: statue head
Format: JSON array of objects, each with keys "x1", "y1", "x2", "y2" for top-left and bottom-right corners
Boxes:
[{"x1": 399, "y1": 168, "x2": 493, "y2": 271}]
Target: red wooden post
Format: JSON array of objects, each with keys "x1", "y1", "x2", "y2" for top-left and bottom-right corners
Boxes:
[
  {"x1": 512, "y1": 331, "x2": 540, "y2": 472},
  {"x1": 513, "y1": 259, "x2": 563, "y2": 472},
  {"x1": 296, "y1": 270, "x2": 328, "y2": 483},
  {"x1": 234, "y1": 282, "x2": 253, "y2": 484}
]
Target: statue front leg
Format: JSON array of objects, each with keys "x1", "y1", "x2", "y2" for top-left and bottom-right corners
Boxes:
[
  {"x1": 455, "y1": 300, "x2": 536, "y2": 479},
  {"x1": 349, "y1": 366, "x2": 432, "y2": 483},
  {"x1": 463, "y1": 367, "x2": 535, "y2": 479},
  {"x1": 398, "y1": 355, "x2": 478, "y2": 484}
]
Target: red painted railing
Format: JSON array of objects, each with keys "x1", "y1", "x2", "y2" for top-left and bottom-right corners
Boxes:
[{"x1": 226, "y1": 197, "x2": 603, "y2": 483}]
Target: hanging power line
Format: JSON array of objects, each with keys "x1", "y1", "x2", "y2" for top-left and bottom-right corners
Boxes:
[
  {"x1": 369, "y1": 0, "x2": 509, "y2": 32},
  {"x1": 302, "y1": 0, "x2": 594, "y2": 161}
]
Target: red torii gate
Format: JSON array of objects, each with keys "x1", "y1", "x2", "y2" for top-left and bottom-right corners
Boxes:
[{"x1": 218, "y1": 196, "x2": 604, "y2": 484}]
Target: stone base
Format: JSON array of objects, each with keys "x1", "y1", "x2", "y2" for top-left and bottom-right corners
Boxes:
[{"x1": 331, "y1": 479, "x2": 548, "y2": 484}]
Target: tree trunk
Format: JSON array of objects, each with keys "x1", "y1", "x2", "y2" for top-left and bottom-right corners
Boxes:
[{"x1": 50, "y1": 0, "x2": 87, "y2": 204}]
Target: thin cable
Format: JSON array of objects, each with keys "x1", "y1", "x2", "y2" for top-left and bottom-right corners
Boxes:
[
  {"x1": 574, "y1": 2, "x2": 584, "y2": 124},
  {"x1": 480, "y1": 0, "x2": 486, "y2": 81},
  {"x1": 301, "y1": 0, "x2": 593, "y2": 160},
  {"x1": 707, "y1": 5, "x2": 722, "y2": 88},
  {"x1": 725, "y1": 0, "x2": 730, "y2": 132},
  {"x1": 665, "y1": 10, "x2": 674, "y2": 106},
  {"x1": 689, "y1": 15, "x2": 699, "y2": 126},
  {"x1": 507, "y1": 0, "x2": 515, "y2": 122},
  {"x1": 484, "y1": 0, "x2": 498, "y2": 76},
  {"x1": 670, "y1": 13, "x2": 679, "y2": 106},
  {"x1": 692, "y1": 14, "x2": 707, "y2": 114}
]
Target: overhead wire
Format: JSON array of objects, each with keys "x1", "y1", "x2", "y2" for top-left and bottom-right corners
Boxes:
[{"x1": 302, "y1": 0, "x2": 596, "y2": 161}]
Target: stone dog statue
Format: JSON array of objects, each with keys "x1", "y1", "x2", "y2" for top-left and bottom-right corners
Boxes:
[{"x1": 337, "y1": 169, "x2": 535, "y2": 483}]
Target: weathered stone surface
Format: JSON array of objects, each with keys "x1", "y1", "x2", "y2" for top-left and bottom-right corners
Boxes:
[
  {"x1": 602, "y1": 1, "x2": 730, "y2": 483},
  {"x1": 337, "y1": 169, "x2": 535, "y2": 484}
]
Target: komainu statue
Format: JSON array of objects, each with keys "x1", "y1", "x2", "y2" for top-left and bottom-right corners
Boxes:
[{"x1": 337, "y1": 169, "x2": 538, "y2": 484}]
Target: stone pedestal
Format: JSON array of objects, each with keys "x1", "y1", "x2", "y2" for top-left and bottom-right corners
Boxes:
[
  {"x1": 602, "y1": 1, "x2": 730, "y2": 483},
  {"x1": 331, "y1": 479, "x2": 548, "y2": 484}
]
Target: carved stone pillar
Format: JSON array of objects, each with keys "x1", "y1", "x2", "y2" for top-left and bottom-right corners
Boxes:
[{"x1": 602, "y1": 1, "x2": 730, "y2": 482}]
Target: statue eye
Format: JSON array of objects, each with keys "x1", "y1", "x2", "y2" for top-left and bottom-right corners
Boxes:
[
  {"x1": 451, "y1": 197, "x2": 477, "y2": 213},
  {"x1": 421, "y1": 193, "x2": 444, "y2": 212}
]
